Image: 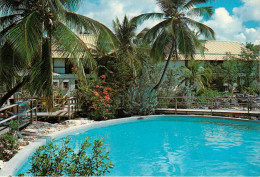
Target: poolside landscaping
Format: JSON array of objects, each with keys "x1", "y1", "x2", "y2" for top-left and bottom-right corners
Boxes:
[{"x1": 0, "y1": 0, "x2": 260, "y2": 176}]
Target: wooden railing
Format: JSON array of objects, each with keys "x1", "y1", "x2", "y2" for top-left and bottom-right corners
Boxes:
[
  {"x1": 37, "y1": 97, "x2": 78, "y2": 118},
  {"x1": 0, "y1": 99, "x2": 37, "y2": 133},
  {"x1": 0, "y1": 97, "x2": 78, "y2": 134},
  {"x1": 67, "y1": 97, "x2": 78, "y2": 118},
  {"x1": 157, "y1": 96, "x2": 260, "y2": 117}
]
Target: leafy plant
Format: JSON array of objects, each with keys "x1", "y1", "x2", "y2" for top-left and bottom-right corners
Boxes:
[
  {"x1": 9, "y1": 120, "x2": 19, "y2": 132},
  {"x1": 124, "y1": 66, "x2": 158, "y2": 115},
  {"x1": 177, "y1": 61, "x2": 213, "y2": 92},
  {"x1": 0, "y1": 133, "x2": 19, "y2": 161},
  {"x1": 195, "y1": 88, "x2": 222, "y2": 104},
  {"x1": 76, "y1": 74, "x2": 117, "y2": 120},
  {"x1": 28, "y1": 137, "x2": 113, "y2": 176},
  {"x1": 0, "y1": 120, "x2": 20, "y2": 161},
  {"x1": 205, "y1": 43, "x2": 260, "y2": 94}
]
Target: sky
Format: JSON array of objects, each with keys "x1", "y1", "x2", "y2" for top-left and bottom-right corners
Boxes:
[{"x1": 77, "y1": 0, "x2": 260, "y2": 44}]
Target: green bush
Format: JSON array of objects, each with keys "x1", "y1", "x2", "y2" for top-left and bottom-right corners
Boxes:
[
  {"x1": 76, "y1": 74, "x2": 118, "y2": 120},
  {"x1": 124, "y1": 66, "x2": 158, "y2": 115},
  {"x1": 195, "y1": 88, "x2": 222, "y2": 105},
  {"x1": 27, "y1": 137, "x2": 113, "y2": 176},
  {"x1": 0, "y1": 132, "x2": 19, "y2": 161},
  {"x1": 9, "y1": 120, "x2": 19, "y2": 132},
  {"x1": 125, "y1": 85, "x2": 157, "y2": 115},
  {"x1": 0, "y1": 120, "x2": 20, "y2": 161}
]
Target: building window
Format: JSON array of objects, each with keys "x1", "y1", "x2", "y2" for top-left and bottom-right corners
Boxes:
[
  {"x1": 53, "y1": 58, "x2": 65, "y2": 74},
  {"x1": 63, "y1": 81, "x2": 69, "y2": 89},
  {"x1": 53, "y1": 81, "x2": 59, "y2": 88},
  {"x1": 65, "y1": 60, "x2": 73, "y2": 74},
  {"x1": 75, "y1": 80, "x2": 79, "y2": 90}
]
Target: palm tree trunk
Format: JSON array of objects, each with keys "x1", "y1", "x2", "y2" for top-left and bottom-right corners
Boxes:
[
  {"x1": 45, "y1": 36, "x2": 54, "y2": 112},
  {"x1": 152, "y1": 44, "x2": 175, "y2": 91},
  {"x1": 185, "y1": 60, "x2": 189, "y2": 68},
  {"x1": 0, "y1": 79, "x2": 27, "y2": 107}
]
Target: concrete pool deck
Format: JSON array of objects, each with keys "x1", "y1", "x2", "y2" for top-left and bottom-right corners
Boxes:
[{"x1": 0, "y1": 115, "x2": 259, "y2": 176}]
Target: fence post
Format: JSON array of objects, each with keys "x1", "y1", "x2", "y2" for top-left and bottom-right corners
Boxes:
[
  {"x1": 175, "y1": 98, "x2": 177, "y2": 114},
  {"x1": 247, "y1": 96, "x2": 250, "y2": 119},
  {"x1": 30, "y1": 100, "x2": 33, "y2": 124},
  {"x1": 75, "y1": 98, "x2": 79, "y2": 112},
  {"x1": 35, "y1": 99, "x2": 38, "y2": 121},
  {"x1": 211, "y1": 98, "x2": 213, "y2": 115},
  {"x1": 68, "y1": 98, "x2": 71, "y2": 119}
]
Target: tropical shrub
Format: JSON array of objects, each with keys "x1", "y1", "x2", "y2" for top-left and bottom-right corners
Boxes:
[
  {"x1": 76, "y1": 74, "x2": 118, "y2": 120},
  {"x1": 0, "y1": 133, "x2": 19, "y2": 161},
  {"x1": 0, "y1": 120, "x2": 20, "y2": 161},
  {"x1": 205, "y1": 43, "x2": 260, "y2": 94},
  {"x1": 125, "y1": 85, "x2": 158, "y2": 115},
  {"x1": 194, "y1": 88, "x2": 223, "y2": 108},
  {"x1": 9, "y1": 119, "x2": 19, "y2": 132},
  {"x1": 96, "y1": 55, "x2": 136, "y2": 108},
  {"x1": 27, "y1": 137, "x2": 113, "y2": 176},
  {"x1": 124, "y1": 67, "x2": 158, "y2": 115}
]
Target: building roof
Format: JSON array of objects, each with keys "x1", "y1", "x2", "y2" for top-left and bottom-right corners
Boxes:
[
  {"x1": 52, "y1": 36, "x2": 256, "y2": 61},
  {"x1": 52, "y1": 34, "x2": 97, "y2": 58},
  {"x1": 178, "y1": 40, "x2": 246, "y2": 61}
]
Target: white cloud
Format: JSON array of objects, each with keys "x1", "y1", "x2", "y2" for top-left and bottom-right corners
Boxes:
[
  {"x1": 244, "y1": 27, "x2": 260, "y2": 44},
  {"x1": 204, "y1": 8, "x2": 243, "y2": 41},
  {"x1": 77, "y1": 0, "x2": 260, "y2": 44},
  {"x1": 233, "y1": 0, "x2": 260, "y2": 22},
  {"x1": 204, "y1": 7, "x2": 260, "y2": 44},
  {"x1": 78, "y1": 0, "x2": 160, "y2": 30}
]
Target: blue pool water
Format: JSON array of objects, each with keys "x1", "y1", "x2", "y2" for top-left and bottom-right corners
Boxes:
[{"x1": 17, "y1": 116, "x2": 260, "y2": 176}]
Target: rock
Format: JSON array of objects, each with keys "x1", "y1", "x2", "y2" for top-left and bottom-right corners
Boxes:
[
  {"x1": 63, "y1": 120, "x2": 81, "y2": 126},
  {"x1": 23, "y1": 129, "x2": 38, "y2": 133},
  {"x1": 0, "y1": 160, "x2": 4, "y2": 169},
  {"x1": 18, "y1": 139, "x2": 29, "y2": 146}
]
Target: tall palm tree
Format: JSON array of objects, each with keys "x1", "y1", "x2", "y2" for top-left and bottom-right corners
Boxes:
[
  {"x1": 112, "y1": 15, "x2": 150, "y2": 81},
  {"x1": 132, "y1": 0, "x2": 215, "y2": 91},
  {"x1": 0, "y1": 0, "x2": 116, "y2": 108}
]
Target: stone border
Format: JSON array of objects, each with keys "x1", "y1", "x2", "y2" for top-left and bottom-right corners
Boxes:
[{"x1": 0, "y1": 115, "x2": 259, "y2": 176}]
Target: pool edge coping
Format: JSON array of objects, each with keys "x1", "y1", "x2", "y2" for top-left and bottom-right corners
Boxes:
[{"x1": 0, "y1": 115, "x2": 259, "y2": 175}]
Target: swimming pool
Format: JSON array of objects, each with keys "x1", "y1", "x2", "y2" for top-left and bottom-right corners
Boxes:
[{"x1": 6, "y1": 116, "x2": 260, "y2": 176}]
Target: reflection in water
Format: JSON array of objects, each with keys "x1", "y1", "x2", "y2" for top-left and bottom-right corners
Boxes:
[{"x1": 204, "y1": 126, "x2": 243, "y2": 149}]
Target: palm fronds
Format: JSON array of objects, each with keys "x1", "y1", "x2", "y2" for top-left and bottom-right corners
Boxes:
[{"x1": 132, "y1": 0, "x2": 215, "y2": 91}]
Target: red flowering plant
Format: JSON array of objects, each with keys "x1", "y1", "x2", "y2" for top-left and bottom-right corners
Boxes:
[{"x1": 76, "y1": 74, "x2": 117, "y2": 120}]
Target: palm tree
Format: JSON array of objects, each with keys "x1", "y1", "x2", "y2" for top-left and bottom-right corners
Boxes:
[
  {"x1": 0, "y1": 0, "x2": 116, "y2": 108},
  {"x1": 112, "y1": 15, "x2": 150, "y2": 81},
  {"x1": 132, "y1": 0, "x2": 215, "y2": 91},
  {"x1": 176, "y1": 60, "x2": 212, "y2": 91}
]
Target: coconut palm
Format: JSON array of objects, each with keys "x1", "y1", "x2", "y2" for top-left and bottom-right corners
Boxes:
[
  {"x1": 177, "y1": 60, "x2": 212, "y2": 91},
  {"x1": 132, "y1": 0, "x2": 215, "y2": 91},
  {"x1": 0, "y1": 0, "x2": 116, "y2": 108},
  {"x1": 112, "y1": 15, "x2": 151, "y2": 80}
]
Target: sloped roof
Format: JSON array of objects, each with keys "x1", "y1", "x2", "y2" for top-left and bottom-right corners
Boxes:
[
  {"x1": 52, "y1": 34, "x2": 97, "y2": 58},
  {"x1": 52, "y1": 37, "x2": 254, "y2": 61},
  {"x1": 178, "y1": 40, "x2": 246, "y2": 61}
]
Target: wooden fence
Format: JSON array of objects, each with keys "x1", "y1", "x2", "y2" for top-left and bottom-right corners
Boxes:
[
  {"x1": 156, "y1": 96, "x2": 260, "y2": 118},
  {"x1": 0, "y1": 97, "x2": 77, "y2": 134},
  {"x1": 0, "y1": 99, "x2": 37, "y2": 133},
  {"x1": 37, "y1": 97, "x2": 78, "y2": 118}
]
